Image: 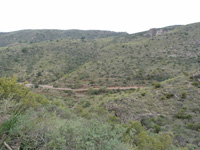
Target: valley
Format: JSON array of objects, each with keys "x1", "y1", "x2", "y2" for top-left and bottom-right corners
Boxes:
[{"x1": 0, "y1": 22, "x2": 200, "y2": 150}]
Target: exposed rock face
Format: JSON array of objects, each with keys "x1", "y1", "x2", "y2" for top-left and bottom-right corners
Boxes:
[
  {"x1": 144, "y1": 25, "x2": 177, "y2": 38},
  {"x1": 144, "y1": 28, "x2": 164, "y2": 37}
]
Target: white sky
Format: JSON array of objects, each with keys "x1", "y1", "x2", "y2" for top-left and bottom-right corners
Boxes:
[{"x1": 0, "y1": 0, "x2": 200, "y2": 33}]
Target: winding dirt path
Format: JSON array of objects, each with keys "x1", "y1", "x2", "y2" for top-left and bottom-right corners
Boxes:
[{"x1": 25, "y1": 84, "x2": 142, "y2": 92}]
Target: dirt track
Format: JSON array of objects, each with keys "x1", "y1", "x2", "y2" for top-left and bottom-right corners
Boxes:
[{"x1": 25, "y1": 84, "x2": 142, "y2": 92}]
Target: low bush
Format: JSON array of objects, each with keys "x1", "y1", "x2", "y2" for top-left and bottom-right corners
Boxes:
[
  {"x1": 123, "y1": 121, "x2": 174, "y2": 150},
  {"x1": 192, "y1": 82, "x2": 199, "y2": 87},
  {"x1": 153, "y1": 82, "x2": 161, "y2": 88},
  {"x1": 181, "y1": 92, "x2": 187, "y2": 99},
  {"x1": 153, "y1": 124, "x2": 161, "y2": 133},
  {"x1": 141, "y1": 92, "x2": 146, "y2": 96},
  {"x1": 187, "y1": 123, "x2": 200, "y2": 131},
  {"x1": 174, "y1": 109, "x2": 192, "y2": 120},
  {"x1": 165, "y1": 93, "x2": 174, "y2": 99}
]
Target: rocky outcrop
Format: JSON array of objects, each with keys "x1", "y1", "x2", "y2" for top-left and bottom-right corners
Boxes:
[
  {"x1": 144, "y1": 28, "x2": 164, "y2": 37},
  {"x1": 144, "y1": 25, "x2": 177, "y2": 38}
]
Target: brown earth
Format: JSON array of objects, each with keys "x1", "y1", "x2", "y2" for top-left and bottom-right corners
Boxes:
[{"x1": 24, "y1": 83, "x2": 143, "y2": 92}]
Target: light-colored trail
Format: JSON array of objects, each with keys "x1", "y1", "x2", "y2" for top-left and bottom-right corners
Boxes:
[{"x1": 24, "y1": 84, "x2": 142, "y2": 92}]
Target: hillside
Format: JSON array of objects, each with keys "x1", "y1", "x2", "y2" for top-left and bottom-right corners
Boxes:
[
  {"x1": 64, "y1": 73, "x2": 200, "y2": 148},
  {"x1": 1, "y1": 22, "x2": 200, "y2": 149},
  {"x1": 0, "y1": 29, "x2": 127, "y2": 47},
  {"x1": 0, "y1": 38, "x2": 105, "y2": 83},
  {"x1": 57, "y1": 22, "x2": 200, "y2": 87},
  {"x1": 0, "y1": 22, "x2": 200, "y2": 88},
  {"x1": 31, "y1": 72, "x2": 200, "y2": 148},
  {"x1": 0, "y1": 77, "x2": 188, "y2": 150}
]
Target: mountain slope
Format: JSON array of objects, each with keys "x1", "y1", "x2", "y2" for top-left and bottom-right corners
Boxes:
[
  {"x1": 1, "y1": 23, "x2": 200, "y2": 149},
  {"x1": 0, "y1": 22, "x2": 199, "y2": 88},
  {"x1": 56, "y1": 22, "x2": 200, "y2": 87},
  {"x1": 76, "y1": 74, "x2": 200, "y2": 147},
  {"x1": 0, "y1": 38, "x2": 110, "y2": 84},
  {"x1": 0, "y1": 29, "x2": 127, "y2": 47}
]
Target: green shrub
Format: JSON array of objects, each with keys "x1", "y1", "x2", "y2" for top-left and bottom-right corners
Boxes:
[
  {"x1": 123, "y1": 121, "x2": 174, "y2": 150},
  {"x1": 107, "y1": 115, "x2": 121, "y2": 124},
  {"x1": 21, "y1": 48, "x2": 28, "y2": 53},
  {"x1": 0, "y1": 114, "x2": 18, "y2": 135},
  {"x1": 75, "y1": 106, "x2": 91, "y2": 119},
  {"x1": 153, "y1": 124, "x2": 161, "y2": 133},
  {"x1": 93, "y1": 106, "x2": 108, "y2": 115},
  {"x1": 160, "y1": 96, "x2": 166, "y2": 100},
  {"x1": 37, "y1": 72, "x2": 42, "y2": 77},
  {"x1": 82, "y1": 101, "x2": 91, "y2": 108},
  {"x1": 141, "y1": 92, "x2": 146, "y2": 96},
  {"x1": 88, "y1": 87, "x2": 107, "y2": 95},
  {"x1": 192, "y1": 82, "x2": 199, "y2": 87},
  {"x1": 165, "y1": 93, "x2": 174, "y2": 99},
  {"x1": 134, "y1": 132, "x2": 173, "y2": 150},
  {"x1": 34, "y1": 84, "x2": 39, "y2": 88},
  {"x1": 0, "y1": 77, "x2": 49, "y2": 107},
  {"x1": 181, "y1": 92, "x2": 187, "y2": 99},
  {"x1": 174, "y1": 109, "x2": 192, "y2": 120},
  {"x1": 187, "y1": 123, "x2": 200, "y2": 131},
  {"x1": 8, "y1": 108, "x2": 126, "y2": 150},
  {"x1": 153, "y1": 82, "x2": 161, "y2": 88}
]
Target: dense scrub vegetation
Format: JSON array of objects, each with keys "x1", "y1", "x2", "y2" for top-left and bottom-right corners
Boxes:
[
  {"x1": 0, "y1": 30, "x2": 127, "y2": 47},
  {"x1": 0, "y1": 22, "x2": 200, "y2": 149},
  {"x1": 56, "y1": 74, "x2": 198, "y2": 149},
  {"x1": 0, "y1": 78, "x2": 188, "y2": 149},
  {"x1": 0, "y1": 22, "x2": 200, "y2": 87}
]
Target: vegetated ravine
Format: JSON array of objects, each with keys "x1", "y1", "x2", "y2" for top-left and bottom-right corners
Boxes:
[{"x1": 0, "y1": 22, "x2": 200, "y2": 149}]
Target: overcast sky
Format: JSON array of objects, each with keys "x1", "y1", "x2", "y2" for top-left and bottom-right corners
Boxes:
[{"x1": 0, "y1": 0, "x2": 199, "y2": 33}]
